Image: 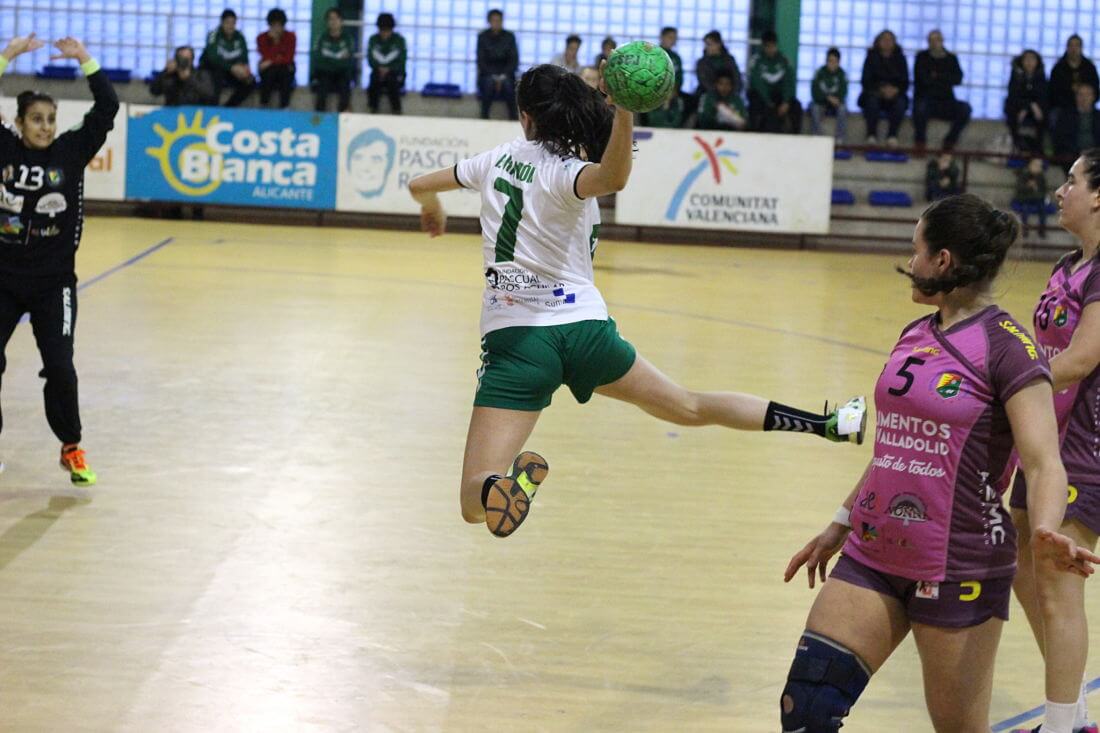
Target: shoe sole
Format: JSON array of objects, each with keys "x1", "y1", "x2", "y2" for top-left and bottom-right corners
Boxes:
[{"x1": 485, "y1": 451, "x2": 549, "y2": 538}]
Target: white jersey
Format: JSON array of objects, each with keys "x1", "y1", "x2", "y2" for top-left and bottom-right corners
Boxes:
[{"x1": 455, "y1": 137, "x2": 608, "y2": 335}]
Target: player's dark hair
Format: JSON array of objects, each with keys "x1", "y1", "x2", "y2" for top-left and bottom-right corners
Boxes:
[
  {"x1": 266, "y1": 8, "x2": 287, "y2": 26},
  {"x1": 898, "y1": 194, "x2": 1020, "y2": 295},
  {"x1": 377, "y1": 12, "x2": 396, "y2": 29},
  {"x1": 827, "y1": 47, "x2": 840, "y2": 60},
  {"x1": 517, "y1": 64, "x2": 614, "y2": 164},
  {"x1": 1079, "y1": 147, "x2": 1100, "y2": 191},
  {"x1": 761, "y1": 30, "x2": 778, "y2": 45},
  {"x1": 221, "y1": 9, "x2": 237, "y2": 21},
  {"x1": 487, "y1": 9, "x2": 502, "y2": 21},
  {"x1": 16, "y1": 90, "x2": 56, "y2": 120}
]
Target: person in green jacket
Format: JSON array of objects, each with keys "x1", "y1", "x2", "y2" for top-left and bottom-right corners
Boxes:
[
  {"x1": 810, "y1": 47, "x2": 849, "y2": 141},
  {"x1": 312, "y1": 7, "x2": 356, "y2": 112},
  {"x1": 200, "y1": 9, "x2": 255, "y2": 107},
  {"x1": 747, "y1": 30, "x2": 801, "y2": 134},
  {"x1": 640, "y1": 94, "x2": 684, "y2": 128},
  {"x1": 696, "y1": 71, "x2": 747, "y2": 131},
  {"x1": 366, "y1": 13, "x2": 406, "y2": 114}
]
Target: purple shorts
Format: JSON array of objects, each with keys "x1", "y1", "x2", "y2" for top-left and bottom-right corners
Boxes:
[
  {"x1": 830, "y1": 554, "x2": 1012, "y2": 628},
  {"x1": 1009, "y1": 474, "x2": 1100, "y2": 536}
]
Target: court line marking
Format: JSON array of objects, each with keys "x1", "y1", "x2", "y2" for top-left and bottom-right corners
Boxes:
[{"x1": 991, "y1": 676, "x2": 1100, "y2": 731}]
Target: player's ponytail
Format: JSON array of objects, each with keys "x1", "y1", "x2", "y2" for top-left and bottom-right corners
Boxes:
[
  {"x1": 899, "y1": 193, "x2": 1020, "y2": 296},
  {"x1": 516, "y1": 64, "x2": 614, "y2": 164},
  {"x1": 16, "y1": 90, "x2": 56, "y2": 120}
]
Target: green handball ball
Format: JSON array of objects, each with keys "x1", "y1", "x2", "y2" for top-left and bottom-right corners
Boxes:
[{"x1": 604, "y1": 41, "x2": 676, "y2": 113}]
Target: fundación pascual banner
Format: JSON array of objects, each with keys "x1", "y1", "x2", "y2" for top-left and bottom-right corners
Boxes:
[
  {"x1": 0, "y1": 98, "x2": 128, "y2": 201},
  {"x1": 126, "y1": 105, "x2": 337, "y2": 209},
  {"x1": 336, "y1": 113, "x2": 515, "y2": 216},
  {"x1": 616, "y1": 129, "x2": 834, "y2": 235}
]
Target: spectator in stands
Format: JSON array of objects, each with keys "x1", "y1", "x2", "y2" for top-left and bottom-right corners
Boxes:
[
  {"x1": 747, "y1": 30, "x2": 801, "y2": 134},
  {"x1": 367, "y1": 13, "x2": 406, "y2": 114},
  {"x1": 150, "y1": 46, "x2": 215, "y2": 106},
  {"x1": 256, "y1": 8, "x2": 296, "y2": 109},
  {"x1": 595, "y1": 37, "x2": 617, "y2": 67},
  {"x1": 201, "y1": 9, "x2": 255, "y2": 107},
  {"x1": 550, "y1": 35, "x2": 582, "y2": 75},
  {"x1": 1048, "y1": 34, "x2": 1100, "y2": 116},
  {"x1": 579, "y1": 66, "x2": 599, "y2": 89},
  {"x1": 696, "y1": 30, "x2": 741, "y2": 97},
  {"x1": 913, "y1": 30, "x2": 971, "y2": 152},
  {"x1": 1052, "y1": 83, "x2": 1100, "y2": 172},
  {"x1": 696, "y1": 71, "x2": 747, "y2": 131},
  {"x1": 925, "y1": 152, "x2": 961, "y2": 201},
  {"x1": 810, "y1": 47, "x2": 848, "y2": 141},
  {"x1": 476, "y1": 9, "x2": 519, "y2": 120},
  {"x1": 1005, "y1": 49, "x2": 1048, "y2": 156},
  {"x1": 1014, "y1": 157, "x2": 1050, "y2": 238},
  {"x1": 859, "y1": 29, "x2": 908, "y2": 148},
  {"x1": 659, "y1": 27, "x2": 685, "y2": 105},
  {"x1": 311, "y1": 7, "x2": 356, "y2": 112}
]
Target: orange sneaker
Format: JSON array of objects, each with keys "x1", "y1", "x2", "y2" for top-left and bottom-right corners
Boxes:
[
  {"x1": 484, "y1": 451, "x2": 549, "y2": 538},
  {"x1": 60, "y1": 444, "x2": 96, "y2": 486}
]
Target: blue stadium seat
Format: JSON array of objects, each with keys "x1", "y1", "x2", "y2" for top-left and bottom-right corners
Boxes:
[
  {"x1": 834, "y1": 149, "x2": 853, "y2": 160},
  {"x1": 104, "y1": 68, "x2": 132, "y2": 83},
  {"x1": 831, "y1": 188, "x2": 856, "y2": 205},
  {"x1": 869, "y1": 191, "x2": 914, "y2": 207},
  {"x1": 1006, "y1": 157, "x2": 1026, "y2": 169},
  {"x1": 421, "y1": 83, "x2": 462, "y2": 99},
  {"x1": 1011, "y1": 199, "x2": 1057, "y2": 216},
  {"x1": 36, "y1": 65, "x2": 77, "y2": 80},
  {"x1": 865, "y1": 150, "x2": 910, "y2": 163}
]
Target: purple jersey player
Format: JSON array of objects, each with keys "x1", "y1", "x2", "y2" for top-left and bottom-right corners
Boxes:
[
  {"x1": 779, "y1": 194, "x2": 1099, "y2": 733},
  {"x1": 1009, "y1": 150, "x2": 1100, "y2": 733}
]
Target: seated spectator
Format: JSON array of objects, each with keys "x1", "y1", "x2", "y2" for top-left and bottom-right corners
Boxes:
[
  {"x1": 859, "y1": 29, "x2": 908, "y2": 147},
  {"x1": 312, "y1": 7, "x2": 356, "y2": 112},
  {"x1": 1049, "y1": 34, "x2": 1100, "y2": 116},
  {"x1": 694, "y1": 30, "x2": 741, "y2": 123},
  {"x1": 747, "y1": 30, "x2": 801, "y2": 134},
  {"x1": 659, "y1": 27, "x2": 684, "y2": 104},
  {"x1": 201, "y1": 9, "x2": 255, "y2": 107},
  {"x1": 550, "y1": 35, "x2": 582, "y2": 75},
  {"x1": 810, "y1": 47, "x2": 848, "y2": 142},
  {"x1": 579, "y1": 66, "x2": 600, "y2": 89},
  {"x1": 925, "y1": 152, "x2": 961, "y2": 201},
  {"x1": 595, "y1": 37, "x2": 617, "y2": 67},
  {"x1": 257, "y1": 8, "x2": 296, "y2": 109},
  {"x1": 476, "y1": 9, "x2": 519, "y2": 119},
  {"x1": 150, "y1": 46, "x2": 215, "y2": 106},
  {"x1": 696, "y1": 71, "x2": 747, "y2": 131},
  {"x1": 367, "y1": 13, "x2": 406, "y2": 114},
  {"x1": 1053, "y1": 83, "x2": 1100, "y2": 172},
  {"x1": 913, "y1": 29, "x2": 971, "y2": 151},
  {"x1": 1014, "y1": 157, "x2": 1050, "y2": 238},
  {"x1": 1005, "y1": 49, "x2": 1048, "y2": 155},
  {"x1": 640, "y1": 94, "x2": 684, "y2": 128}
]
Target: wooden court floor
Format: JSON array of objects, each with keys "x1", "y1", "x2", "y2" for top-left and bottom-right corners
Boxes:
[{"x1": 0, "y1": 216, "x2": 1094, "y2": 731}]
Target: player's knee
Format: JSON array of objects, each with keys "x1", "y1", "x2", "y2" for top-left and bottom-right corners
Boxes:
[{"x1": 780, "y1": 632, "x2": 870, "y2": 733}]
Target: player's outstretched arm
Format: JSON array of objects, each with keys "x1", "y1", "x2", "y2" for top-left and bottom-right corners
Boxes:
[
  {"x1": 1, "y1": 34, "x2": 46, "y2": 64},
  {"x1": 408, "y1": 167, "x2": 460, "y2": 238},
  {"x1": 575, "y1": 61, "x2": 634, "y2": 199}
]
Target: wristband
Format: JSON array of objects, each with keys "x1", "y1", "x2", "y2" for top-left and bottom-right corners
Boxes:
[
  {"x1": 81, "y1": 58, "x2": 101, "y2": 76},
  {"x1": 832, "y1": 506, "x2": 852, "y2": 528},
  {"x1": 0, "y1": 55, "x2": 9, "y2": 77}
]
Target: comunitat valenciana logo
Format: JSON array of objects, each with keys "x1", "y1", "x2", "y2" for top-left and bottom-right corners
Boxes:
[
  {"x1": 144, "y1": 110, "x2": 321, "y2": 197},
  {"x1": 664, "y1": 135, "x2": 739, "y2": 220}
]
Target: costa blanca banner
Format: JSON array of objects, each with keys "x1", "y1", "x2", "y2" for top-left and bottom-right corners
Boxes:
[
  {"x1": 617, "y1": 129, "x2": 834, "y2": 234},
  {"x1": 336, "y1": 114, "x2": 514, "y2": 216},
  {"x1": 0, "y1": 98, "x2": 128, "y2": 201},
  {"x1": 126, "y1": 105, "x2": 337, "y2": 209}
]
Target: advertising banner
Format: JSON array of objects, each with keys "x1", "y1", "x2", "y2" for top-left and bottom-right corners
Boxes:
[
  {"x1": 617, "y1": 129, "x2": 834, "y2": 234},
  {"x1": 336, "y1": 113, "x2": 515, "y2": 216},
  {"x1": 0, "y1": 98, "x2": 128, "y2": 201},
  {"x1": 126, "y1": 105, "x2": 337, "y2": 209}
]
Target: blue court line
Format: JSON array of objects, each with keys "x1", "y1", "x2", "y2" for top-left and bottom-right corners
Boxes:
[
  {"x1": 77, "y1": 236, "x2": 175, "y2": 292},
  {"x1": 992, "y1": 676, "x2": 1100, "y2": 731}
]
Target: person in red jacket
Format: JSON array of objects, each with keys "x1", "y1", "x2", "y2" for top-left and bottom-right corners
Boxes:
[{"x1": 257, "y1": 7, "x2": 296, "y2": 108}]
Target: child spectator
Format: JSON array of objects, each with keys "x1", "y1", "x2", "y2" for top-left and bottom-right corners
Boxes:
[
  {"x1": 257, "y1": 7, "x2": 296, "y2": 109},
  {"x1": 311, "y1": 7, "x2": 356, "y2": 112},
  {"x1": 367, "y1": 13, "x2": 406, "y2": 114},
  {"x1": 810, "y1": 47, "x2": 848, "y2": 141}
]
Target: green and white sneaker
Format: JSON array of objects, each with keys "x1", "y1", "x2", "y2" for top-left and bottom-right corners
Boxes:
[
  {"x1": 825, "y1": 396, "x2": 868, "y2": 445},
  {"x1": 484, "y1": 451, "x2": 549, "y2": 538}
]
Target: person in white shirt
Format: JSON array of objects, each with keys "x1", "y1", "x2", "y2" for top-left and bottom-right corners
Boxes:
[
  {"x1": 408, "y1": 63, "x2": 867, "y2": 538},
  {"x1": 550, "y1": 35, "x2": 582, "y2": 75}
]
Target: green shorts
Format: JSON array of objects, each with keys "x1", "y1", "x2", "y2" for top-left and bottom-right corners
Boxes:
[{"x1": 474, "y1": 318, "x2": 637, "y2": 411}]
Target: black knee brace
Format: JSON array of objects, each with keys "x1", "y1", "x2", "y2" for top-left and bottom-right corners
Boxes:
[{"x1": 780, "y1": 631, "x2": 871, "y2": 732}]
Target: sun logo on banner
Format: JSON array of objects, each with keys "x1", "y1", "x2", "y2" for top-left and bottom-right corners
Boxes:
[
  {"x1": 144, "y1": 109, "x2": 223, "y2": 197},
  {"x1": 664, "y1": 136, "x2": 740, "y2": 221}
]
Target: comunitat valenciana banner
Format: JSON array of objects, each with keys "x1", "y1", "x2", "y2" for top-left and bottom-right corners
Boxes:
[
  {"x1": 617, "y1": 129, "x2": 834, "y2": 235},
  {"x1": 0, "y1": 98, "x2": 128, "y2": 201},
  {"x1": 336, "y1": 113, "x2": 515, "y2": 216},
  {"x1": 126, "y1": 105, "x2": 337, "y2": 209}
]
